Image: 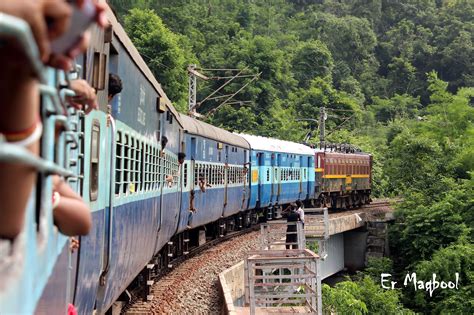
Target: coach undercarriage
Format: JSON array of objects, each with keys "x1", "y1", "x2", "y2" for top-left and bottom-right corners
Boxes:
[{"x1": 316, "y1": 190, "x2": 371, "y2": 210}]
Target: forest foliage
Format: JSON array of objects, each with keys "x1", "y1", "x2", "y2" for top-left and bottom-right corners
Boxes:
[{"x1": 109, "y1": 0, "x2": 473, "y2": 313}]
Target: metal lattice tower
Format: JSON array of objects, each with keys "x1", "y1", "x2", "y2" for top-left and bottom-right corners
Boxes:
[{"x1": 188, "y1": 64, "x2": 197, "y2": 115}]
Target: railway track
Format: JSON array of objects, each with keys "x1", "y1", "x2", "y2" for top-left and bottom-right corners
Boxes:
[
  {"x1": 122, "y1": 199, "x2": 398, "y2": 314},
  {"x1": 157, "y1": 224, "x2": 261, "y2": 280},
  {"x1": 361, "y1": 200, "x2": 391, "y2": 209},
  {"x1": 122, "y1": 224, "x2": 260, "y2": 314},
  {"x1": 124, "y1": 228, "x2": 262, "y2": 314}
]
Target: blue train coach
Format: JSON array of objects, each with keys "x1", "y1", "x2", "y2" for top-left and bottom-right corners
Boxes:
[{"x1": 240, "y1": 134, "x2": 316, "y2": 219}]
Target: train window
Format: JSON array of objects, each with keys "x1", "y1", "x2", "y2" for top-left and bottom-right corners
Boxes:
[
  {"x1": 222, "y1": 166, "x2": 225, "y2": 184},
  {"x1": 143, "y1": 144, "x2": 149, "y2": 191},
  {"x1": 153, "y1": 147, "x2": 158, "y2": 190},
  {"x1": 221, "y1": 166, "x2": 225, "y2": 185},
  {"x1": 213, "y1": 166, "x2": 216, "y2": 186},
  {"x1": 139, "y1": 141, "x2": 144, "y2": 192},
  {"x1": 135, "y1": 140, "x2": 141, "y2": 192},
  {"x1": 159, "y1": 150, "x2": 164, "y2": 189},
  {"x1": 131, "y1": 137, "x2": 136, "y2": 192},
  {"x1": 130, "y1": 137, "x2": 136, "y2": 192},
  {"x1": 115, "y1": 131, "x2": 122, "y2": 195},
  {"x1": 207, "y1": 164, "x2": 211, "y2": 185},
  {"x1": 157, "y1": 147, "x2": 161, "y2": 190},
  {"x1": 144, "y1": 144, "x2": 148, "y2": 191},
  {"x1": 122, "y1": 134, "x2": 129, "y2": 194},
  {"x1": 90, "y1": 121, "x2": 100, "y2": 201},
  {"x1": 194, "y1": 164, "x2": 199, "y2": 186},
  {"x1": 149, "y1": 147, "x2": 154, "y2": 190}
]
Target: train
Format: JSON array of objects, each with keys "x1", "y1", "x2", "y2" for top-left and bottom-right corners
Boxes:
[{"x1": 0, "y1": 3, "x2": 372, "y2": 314}]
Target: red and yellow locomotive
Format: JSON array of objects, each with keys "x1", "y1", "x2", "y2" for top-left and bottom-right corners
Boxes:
[{"x1": 315, "y1": 151, "x2": 372, "y2": 209}]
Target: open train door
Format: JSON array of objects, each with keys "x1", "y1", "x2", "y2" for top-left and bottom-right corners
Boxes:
[
  {"x1": 241, "y1": 149, "x2": 250, "y2": 210},
  {"x1": 257, "y1": 152, "x2": 264, "y2": 207},
  {"x1": 299, "y1": 156, "x2": 303, "y2": 200}
]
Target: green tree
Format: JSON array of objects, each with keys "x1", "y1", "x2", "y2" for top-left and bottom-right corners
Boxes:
[
  {"x1": 124, "y1": 8, "x2": 196, "y2": 111},
  {"x1": 369, "y1": 94, "x2": 421, "y2": 123},
  {"x1": 409, "y1": 243, "x2": 474, "y2": 313},
  {"x1": 291, "y1": 40, "x2": 333, "y2": 88},
  {"x1": 323, "y1": 277, "x2": 412, "y2": 314}
]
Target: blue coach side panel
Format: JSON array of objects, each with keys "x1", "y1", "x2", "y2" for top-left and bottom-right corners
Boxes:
[
  {"x1": 177, "y1": 115, "x2": 250, "y2": 234},
  {"x1": 75, "y1": 9, "x2": 184, "y2": 314},
  {"x1": 239, "y1": 134, "x2": 314, "y2": 210}
]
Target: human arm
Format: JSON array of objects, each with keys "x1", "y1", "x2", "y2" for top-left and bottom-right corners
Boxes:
[
  {"x1": 67, "y1": 79, "x2": 98, "y2": 113},
  {"x1": 52, "y1": 176, "x2": 91, "y2": 236}
]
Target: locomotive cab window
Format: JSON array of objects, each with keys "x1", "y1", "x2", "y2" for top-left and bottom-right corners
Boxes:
[{"x1": 90, "y1": 121, "x2": 100, "y2": 201}]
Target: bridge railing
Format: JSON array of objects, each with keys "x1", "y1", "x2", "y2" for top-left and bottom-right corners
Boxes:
[
  {"x1": 244, "y1": 249, "x2": 320, "y2": 315},
  {"x1": 259, "y1": 221, "x2": 305, "y2": 250}
]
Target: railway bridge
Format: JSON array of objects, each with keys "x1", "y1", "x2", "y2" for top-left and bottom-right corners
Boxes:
[{"x1": 219, "y1": 202, "x2": 394, "y2": 314}]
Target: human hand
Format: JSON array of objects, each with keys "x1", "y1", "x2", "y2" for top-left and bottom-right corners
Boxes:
[
  {"x1": 0, "y1": 0, "x2": 107, "y2": 71},
  {"x1": 67, "y1": 79, "x2": 98, "y2": 114},
  {"x1": 49, "y1": 0, "x2": 108, "y2": 70},
  {"x1": 0, "y1": 0, "x2": 71, "y2": 63},
  {"x1": 70, "y1": 237, "x2": 80, "y2": 252}
]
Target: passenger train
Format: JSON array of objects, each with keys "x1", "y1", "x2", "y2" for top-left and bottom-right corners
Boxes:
[{"x1": 0, "y1": 4, "x2": 371, "y2": 314}]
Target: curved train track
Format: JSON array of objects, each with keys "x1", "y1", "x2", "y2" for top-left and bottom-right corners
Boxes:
[{"x1": 122, "y1": 199, "x2": 398, "y2": 313}]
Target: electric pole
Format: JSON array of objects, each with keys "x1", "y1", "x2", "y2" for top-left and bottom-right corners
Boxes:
[{"x1": 319, "y1": 107, "x2": 326, "y2": 149}]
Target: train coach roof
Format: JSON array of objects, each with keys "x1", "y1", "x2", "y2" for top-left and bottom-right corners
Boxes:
[
  {"x1": 322, "y1": 151, "x2": 371, "y2": 158},
  {"x1": 105, "y1": 4, "x2": 183, "y2": 127},
  {"x1": 237, "y1": 134, "x2": 314, "y2": 155},
  {"x1": 179, "y1": 114, "x2": 250, "y2": 148}
]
